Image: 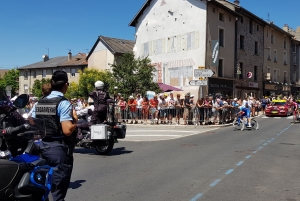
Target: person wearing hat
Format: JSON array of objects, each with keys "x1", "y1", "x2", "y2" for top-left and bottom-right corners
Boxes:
[
  {"x1": 127, "y1": 95, "x2": 138, "y2": 124},
  {"x1": 31, "y1": 70, "x2": 78, "y2": 201}
]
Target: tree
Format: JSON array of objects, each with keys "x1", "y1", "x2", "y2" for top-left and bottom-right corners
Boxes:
[
  {"x1": 31, "y1": 78, "x2": 51, "y2": 97},
  {"x1": 0, "y1": 69, "x2": 19, "y2": 96},
  {"x1": 65, "y1": 68, "x2": 114, "y2": 99},
  {"x1": 110, "y1": 52, "x2": 161, "y2": 99}
]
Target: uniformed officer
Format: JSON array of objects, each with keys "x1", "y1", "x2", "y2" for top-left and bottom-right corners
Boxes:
[
  {"x1": 89, "y1": 80, "x2": 112, "y2": 124},
  {"x1": 31, "y1": 70, "x2": 78, "y2": 201}
]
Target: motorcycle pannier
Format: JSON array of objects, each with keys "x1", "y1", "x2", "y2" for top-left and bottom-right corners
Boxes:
[
  {"x1": 114, "y1": 124, "x2": 127, "y2": 139},
  {"x1": 91, "y1": 124, "x2": 108, "y2": 140}
]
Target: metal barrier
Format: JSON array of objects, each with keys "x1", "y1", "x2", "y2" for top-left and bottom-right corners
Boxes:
[{"x1": 112, "y1": 105, "x2": 239, "y2": 125}]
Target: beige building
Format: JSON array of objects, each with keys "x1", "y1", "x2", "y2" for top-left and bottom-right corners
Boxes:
[
  {"x1": 205, "y1": 0, "x2": 239, "y2": 97},
  {"x1": 18, "y1": 52, "x2": 87, "y2": 95},
  {"x1": 263, "y1": 23, "x2": 293, "y2": 96},
  {"x1": 86, "y1": 36, "x2": 134, "y2": 71}
]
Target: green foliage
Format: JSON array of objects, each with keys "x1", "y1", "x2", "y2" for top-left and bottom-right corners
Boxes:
[
  {"x1": 109, "y1": 52, "x2": 162, "y2": 99},
  {"x1": 0, "y1": 69, "x2": 20, "y2": 97},
  {"x1": 65, "y1": 68, "x2": 113, "y2": 99},
  {"x1": 31, "y1": 78, "x2": 51, "y2": 97}
]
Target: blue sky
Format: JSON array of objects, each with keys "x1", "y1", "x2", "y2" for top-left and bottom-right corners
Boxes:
[{"x1": 0, "y1": 0, "x2": 299, "y2": 69}]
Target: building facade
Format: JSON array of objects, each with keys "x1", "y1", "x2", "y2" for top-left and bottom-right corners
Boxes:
[
  {"x1": 205, "y1": 1, "x2": 239, "y2": 98},
  {"x1": 18, "y1": 52, "x2": 87, "y2": 95},
  {"x1": 86, "y1": 36, "x2": 135, "y2": 71},
  {"x1": 130, "y1": 0, "x2": 207, "y2": 98},
  {"x1": 263, "y1": 23, "x2": 293, "y2": 97}
]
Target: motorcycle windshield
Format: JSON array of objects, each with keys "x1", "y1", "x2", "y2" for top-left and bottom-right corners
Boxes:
[{"x1": 25, "y1": 117, "x2": 46, "y2": 140}]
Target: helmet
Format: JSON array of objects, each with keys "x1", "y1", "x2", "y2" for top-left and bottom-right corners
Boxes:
[{"x1": 94, "y1": 81, "x2": 104, "y2": 90}]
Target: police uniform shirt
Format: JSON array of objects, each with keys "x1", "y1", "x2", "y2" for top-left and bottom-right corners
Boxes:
[{"x1": 31, "y1": 91, "x2": 73, "y2": 123}]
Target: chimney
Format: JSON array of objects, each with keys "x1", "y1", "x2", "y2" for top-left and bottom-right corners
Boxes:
[
  {"x1": 68, "y1": 51, "x2": 72, "y2": 61},
  {"x1": 42, "y1": 54, "x2": 49, "y2": 62},
  {"x1": 233, "y1": 0, "x2": 240, "y2": 5},
  {"x1": 283, "y1": 24, "x2": 289, "y2": 32}
]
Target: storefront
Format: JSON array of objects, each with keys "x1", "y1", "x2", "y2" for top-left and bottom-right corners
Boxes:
[
  {"x1": 235, "y1": 82, "x2": 260, "y2": 98},
  {"x1": 208, "y1": 78, "x2": 233, "y2": 98},
  {"x1": 264, "y1": 82, "x2": 291, "y2": 97}
]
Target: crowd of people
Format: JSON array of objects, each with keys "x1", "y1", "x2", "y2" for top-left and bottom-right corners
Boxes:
[{"x1": 113, "y1": 93, "x2": 267, "y2": 125}]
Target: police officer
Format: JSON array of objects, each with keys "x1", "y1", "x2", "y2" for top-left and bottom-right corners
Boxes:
[
  {"x1": 89, "y1": 80, "x2": 112, "y2": 124},
  {"x1": 31, "y1": 70, "x2": 78, "y2": 201}
]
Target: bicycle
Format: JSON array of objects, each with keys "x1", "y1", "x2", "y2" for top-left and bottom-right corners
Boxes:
[
  {"x1": 293, "y1": 109, "x2": 300, "y2": 123},
  {"x1": 233, "y1": 114, "x2": 259, "y2": 131}
]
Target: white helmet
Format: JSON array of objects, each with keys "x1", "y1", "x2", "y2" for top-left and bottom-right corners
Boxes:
[{"x1": 94, "y1": 80, "x2": 104, "y2": 89}]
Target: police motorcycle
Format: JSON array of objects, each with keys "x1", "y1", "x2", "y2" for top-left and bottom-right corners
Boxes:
[
  {"x1": 0, "y1": 92, "x2": 53, "y2": 201},
  {"x1": 76, "y1": 100, "x2": 126, "y2": 155}
]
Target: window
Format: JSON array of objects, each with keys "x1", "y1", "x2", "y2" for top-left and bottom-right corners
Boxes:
[
  {"x1": 218, "y1": 59, "x2": 223, "y2": 77},
  {"x1": 249, "y1": 20, "x2": 253, "y2": 34},
  {"x1": 254, "y1": 41, "x2": 258, "y2": 55},
  {"x1": 294, "y1": 44, "x2": 297, "y2": 53},
  {"x1": 240, "y1": 35, "x2": 244, "y2": 49},
  {"x1": 267, "y1": 48, "x2": 271, "y2": 60},
  {"x1": 219, "y1": 12, "x2": 224, "y2": 22},
  {"x1": 32, "y1": 70, "x2": 36, "y2": 78},
  {"x1": 219, "y1": 28, "x2": 224, "y2": 47},
  {"x1": 254, "y1": 66, "x2": 257, "y2": 81},
  {"x1": 143, "y1": 42, "x2": 149, "y2": 56},
  {"x1": 271, "y1": 31, "x2": 274, "y2": 44},
  {"x1": 240, "y1": 17, "x2": 243, "y2": 23},
  {"x1": 273, "y1": 69, "x2": 277, "y2": 82},
  {"x1": 71, "y1": 69, "x2": 75, "y2": 77},
  {"x1": 284, "y1": 71, "x2": 287, "y2": 83},
  {"x1": 24, "y1": 71, "x2": 28, "y2": 80},
  {"x1": 294, "y1": 54, "x2": 297, "y2": 65},
  {"x1": 283, "y1": 52, "x2": 287, "y2": 65},
  {"x1": 277, "y1": 69, "x2": 280, "y2": 81},
  {"x1": 274, "y1": 50, "x2": 277, "y2": 62},
  {"x1": 256, "y1": 25, "x2": 259, "y2": 31},
  {"x1": 213, "y1": 8, "x2": 215, "y2": 13},
  {"x1": 43, "y1": 70, "x2": 46, "y2": 77},
  {"x1": 284, "y1": 39, "x2": 286, "y2": 49},
  {"x1": 154, "y1": 39, "x2": 162, "y2": 55},
  {"x1": 24, "y1": 84, "x2": 28, "y2": 94}
]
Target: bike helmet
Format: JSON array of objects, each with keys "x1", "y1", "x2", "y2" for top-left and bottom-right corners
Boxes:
[{"x1": 94, "y1": 81, "x2": 104, "y2": 90}]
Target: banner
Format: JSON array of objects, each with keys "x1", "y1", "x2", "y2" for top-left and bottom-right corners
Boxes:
[{"x1": 211, "y1": 40, "x2": 219, "y2": 66}]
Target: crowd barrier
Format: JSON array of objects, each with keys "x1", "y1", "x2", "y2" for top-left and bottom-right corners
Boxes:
[{"x1": 110, "y1": 105, "x2": 241, "y2": 125}]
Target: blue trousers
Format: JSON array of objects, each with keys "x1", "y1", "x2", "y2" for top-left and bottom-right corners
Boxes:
[{"x1": 39, "y1": 141, "x2": 74, "y2": 201}]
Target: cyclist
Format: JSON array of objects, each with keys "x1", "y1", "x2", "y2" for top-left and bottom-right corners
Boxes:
[
  {"x1": 238, "y1": 101, "x2": 251, "y2": 128},
  {"x1": 291, "y1": 98, "x2": 299, "y2": 119}
]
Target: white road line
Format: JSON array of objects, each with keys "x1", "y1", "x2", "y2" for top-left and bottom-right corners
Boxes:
[
  {"x1": 127, "y1": 130, "x2": 196, "y2": 133},
  {"x1": 262, "y1": 117, "x2": 269, "y2": 118},
  {"x1": 126, "y1": 135, "x2": 182, "y2": 137}
]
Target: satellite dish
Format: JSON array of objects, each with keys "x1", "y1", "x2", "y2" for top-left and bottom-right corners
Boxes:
[{"x1": 247, "y1": 72, "x2": 253, "y2": 78}]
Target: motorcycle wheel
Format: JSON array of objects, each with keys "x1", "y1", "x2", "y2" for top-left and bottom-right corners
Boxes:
[{"x1": 95, "y1": 138, "x2": 114, "y2": 155}]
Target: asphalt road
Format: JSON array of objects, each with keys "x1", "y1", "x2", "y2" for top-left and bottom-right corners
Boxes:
[{"x1": 66, "y1": 115, "x2": 300, "y2": 201}]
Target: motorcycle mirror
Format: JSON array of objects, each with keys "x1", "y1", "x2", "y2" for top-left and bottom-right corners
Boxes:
[{"x1": 13, "y1": 94, "x2": 30, "y2": 109}]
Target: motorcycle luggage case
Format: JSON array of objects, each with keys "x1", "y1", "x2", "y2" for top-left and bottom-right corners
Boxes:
[
  {"x1": 114, "y1": 124, "x2": 126, "y2": 139},
  {"x1": 0, "y1": 160, "x2": 31, "y2": 200}
]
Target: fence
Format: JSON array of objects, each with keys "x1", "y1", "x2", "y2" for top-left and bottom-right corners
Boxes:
[{"x1": 111, "y1": 105, "x2": 240, "y2": 125}]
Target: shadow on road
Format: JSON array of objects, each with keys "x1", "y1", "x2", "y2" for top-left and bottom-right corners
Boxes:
[
  {"x1": 73, "y1": 147, "x2": 133, "y2": 156},
  {"x1": 69, "y1": 180, "x2": 86, "y2": 189},
  {"x1": 108, "y1": 147, "x2": 133, "y2": 156}
]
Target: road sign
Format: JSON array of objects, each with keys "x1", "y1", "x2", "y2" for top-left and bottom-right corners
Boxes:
[
  {"x1": 194, "y1": 69, "x2": 214, "y2": 77},
  {"x1": 189, "y1": 80, "x2": 208, "y2": 86}
]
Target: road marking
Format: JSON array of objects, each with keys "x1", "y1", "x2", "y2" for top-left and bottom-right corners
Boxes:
[
  {"x1": 190, "y1": 193, "x2": 203, "y2": 201},
  {"x1": 236, "y1": 161, "x2": 244, "y2": 166},
  {"x1": 127, "y1": 130, "x2": 195, "y2": 133},
  {"x1": 245, "y1": 155, "x2": 251, "y2": 159},
  {"x1": 126, "y1": 135, "x2": 182, "y2": 137},
  {"x1": 210, "y1": 179, "x2": 221, "y2": 187},
  {"x1": 225, "y1": 169, "x2": 234, "y2": 175}
]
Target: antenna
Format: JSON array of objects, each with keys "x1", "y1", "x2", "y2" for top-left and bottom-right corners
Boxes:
[
  {"x1": 43, "y1": 47, "x2": 49, "y2": 57},
  {"x1": 266, "y1": 13, "x2": 271, "y2": 22},
  {"x1": 67, "y1": 49, "x2": 71, "y2": 52}
]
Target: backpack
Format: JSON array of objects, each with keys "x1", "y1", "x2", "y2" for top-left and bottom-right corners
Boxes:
[{"x1": 261, "y1": 99, "x2": 267, "y2": 105}]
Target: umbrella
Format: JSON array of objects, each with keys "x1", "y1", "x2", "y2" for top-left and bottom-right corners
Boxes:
[{"x1": 158, "y1": 83, "x2": 183, "y2": 92}]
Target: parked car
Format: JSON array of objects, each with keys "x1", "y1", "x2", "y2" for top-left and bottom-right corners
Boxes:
[{"x1": 265, "y1": 100, "x2": 292, "y2": 116}]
